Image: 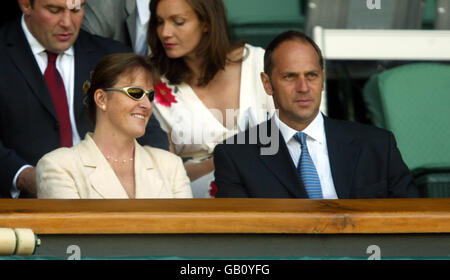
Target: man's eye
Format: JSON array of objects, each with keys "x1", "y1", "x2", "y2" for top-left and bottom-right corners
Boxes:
[
  {"x1": 48, "y1": 8, "x2": 61, "y2": 13},
  {"x1": 307, "y1": 73, "x2": 318, "y2": 79},
  {"x1": 284, "y1": 74, "x2": 294, "y2": 80}
]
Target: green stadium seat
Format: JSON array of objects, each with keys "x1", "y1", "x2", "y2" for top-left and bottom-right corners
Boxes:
[
  {"x1": 422, "y1": 0, "x2": 437, "y2": 29},
  {"x1": 363, "y1": 63, "x2": 450, "y2": 197},
  {"x1": 224, "y1": 0, "x2": 305, "y2": 48}
]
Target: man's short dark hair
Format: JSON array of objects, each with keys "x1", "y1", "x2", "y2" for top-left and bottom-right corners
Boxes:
[{"x1": 264, "y1": 30, "x2": 324, "y2": 77}]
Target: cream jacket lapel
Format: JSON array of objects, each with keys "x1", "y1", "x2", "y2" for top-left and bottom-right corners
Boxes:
[
  {"x1": 77, "y1": 134, "x2": 130, "y2": 198},
  {"x1": 133, "y1": 142, "x2": 165, "y2": 198}
]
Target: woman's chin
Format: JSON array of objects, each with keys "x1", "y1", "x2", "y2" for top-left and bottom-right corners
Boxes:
[
  {"x1": 134, "y1": 130, "x2": 146, "y2": 139},
  {"x1": 125, "y1": 126, "x2": 146, "y2": 140}
]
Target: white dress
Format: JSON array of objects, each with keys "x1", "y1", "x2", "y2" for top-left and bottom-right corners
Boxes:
[{"x1": 153, "y1": 44, "x2": 275, "y2": 197}]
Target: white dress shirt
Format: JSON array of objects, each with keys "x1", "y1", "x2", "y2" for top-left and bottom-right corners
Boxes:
[
  {"x1": 135, "y1": 0, "x2": 151, "y2": 55},
  {"x1": 12, "y1": 16, "x2": 81, "y2": 197},
  {"x1": 274, "y1": 112, "x2": 338, "y2": 199}
]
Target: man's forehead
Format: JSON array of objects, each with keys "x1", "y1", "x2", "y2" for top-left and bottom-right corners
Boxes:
[
  {"x1": 273, "y1": 40, "x2": 321, "y2": 67},
  {"x1": 274, "y1": 39, "x2": 316, "y2": 57},
  {"x1": 36, "y1": 0, "x2": 85, "y2": 8}
]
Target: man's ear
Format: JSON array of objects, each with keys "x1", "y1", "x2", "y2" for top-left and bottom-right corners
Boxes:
[
  {"x1": 321, "y1": 68, "x2": 326, "y2": 92},
  {"x1": 260, "y1": 72, "x2": 274, "y2": 96},
  {"x1": 18, "y1": 0, "x2": 33, "y2": 15}
]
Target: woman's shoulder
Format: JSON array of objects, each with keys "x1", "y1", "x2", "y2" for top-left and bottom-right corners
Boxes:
[
  {"x1": 244, "y1": 43, "x2": 265, "y2": 52},
  {"x1": 40, "y1": 147, "x2": 75, "y2": 162},
  {"x1": 243, "y1": 44, "x2": 265, "y2": 57},
  {"x1": 38, "y1": 136, "x2": 93, "y2": 167},
  {"x1": 227, "y1": 43, "x2": 264, "y2": 61},
  {"x1": 36, "y1": 147, "x2": 77, "y2": 172}
]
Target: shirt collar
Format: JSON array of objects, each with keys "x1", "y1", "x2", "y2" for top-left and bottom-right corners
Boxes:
[
  {"x1": 274, "y1": 111, "x2": 325, "y2": 145},
  {"x1": 136, "y1": 0, "x2": 151, "y2": 25},
  {"x1": 21, "y1": 15, "x2": 74, "y2": 57}
]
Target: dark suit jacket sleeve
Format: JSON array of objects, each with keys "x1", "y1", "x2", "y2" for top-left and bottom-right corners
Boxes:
[
  {"x1": 0, "y1": 21, "x2": 42, "y2": 197},
  {"x1": 387, "y1": 131, "x2": 419, "y2": 198},
  {"x1": 0, "y1": 140, "x2": 29, "y2": 197},
  {"x1": 214, "y1": 143, "x2": 251, "y2": 198}
]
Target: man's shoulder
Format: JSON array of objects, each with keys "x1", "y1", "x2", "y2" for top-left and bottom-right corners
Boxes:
[
  {"x1": 226, "y1": 120, "x2": 272, "y2": 140},
  {"x1": 216, "y1": 120, "x2": 275, "y2": 152},
  {"x1": 0, "y1": 21, "x2": 8, "y2": 39},
  {"x1": 325, "y1": 117, "x2": 392, "y2": 140},
  {"x1": 0, "y1": 19, "x2": 20, "y2": 44}
]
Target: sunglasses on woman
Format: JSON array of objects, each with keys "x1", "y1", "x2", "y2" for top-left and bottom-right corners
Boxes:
[{"x1": 103, "y1": 87, "x2": 155, "y2": 102}]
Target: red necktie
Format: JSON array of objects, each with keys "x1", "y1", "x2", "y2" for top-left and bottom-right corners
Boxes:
[{"x1": 44, "y1": 51, "x2": 73, "y2": 147}]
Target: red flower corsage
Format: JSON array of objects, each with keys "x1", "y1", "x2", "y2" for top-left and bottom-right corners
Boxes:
[
  {"x1": 154, "y1": 81, "x2": 177, "y2": 107},
  {"x1": 209, "y1": 181, "x2": 218, "y2": 197}
]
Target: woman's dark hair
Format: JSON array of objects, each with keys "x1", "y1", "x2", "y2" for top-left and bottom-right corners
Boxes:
[
  {"x1": 148, "y1": 0, "x2": 242, "y2": 86},
  {"x1": 264, "y1": 30, "x2": 324, "y2": 78},
  {"x1": 84, "y1": 53, "x2": 155, "y2": 125}
]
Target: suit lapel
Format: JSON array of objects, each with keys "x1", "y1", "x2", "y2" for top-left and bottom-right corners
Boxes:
[
  {"x1": 5, "y1": 21, "x2": 57, "y2": 120},
  {"x1": 256, "y1": 120, "x2": 308, "y2": 198},
  {"x1": 324, "y1": 117, "x2": 360, "y2": 199},
  {"x1": 133, "y1": 143, "x2": 165, "y2": 198},
  {"x1": 78, "y1": 134, "x2": 129, "y2": 198},
  {"x1": 73, "y1": 32, "x2": 93, "y2": 134}
]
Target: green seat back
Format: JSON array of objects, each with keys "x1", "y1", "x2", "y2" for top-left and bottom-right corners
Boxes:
[
  {"x1": 363, "y1": 63, "x2": 450, "y2": 171},
  {"x1": 224, "y1": 0, "x2": 305, "y2": 47},
  {"x1": 224, "y1": 0, "x2": 304, "y2": 24},
  {"x1": 422, "y1": 0, "x2": 437, "y2": 29}
]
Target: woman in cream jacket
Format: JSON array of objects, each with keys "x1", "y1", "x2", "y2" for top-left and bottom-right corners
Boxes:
[{"x1": 36, "y1": 53, "x2": 192, "y2": 199}]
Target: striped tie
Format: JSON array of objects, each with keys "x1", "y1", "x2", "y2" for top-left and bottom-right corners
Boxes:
[{"x1": 294, "y1": 132, "x2": 323, "y2": 199}]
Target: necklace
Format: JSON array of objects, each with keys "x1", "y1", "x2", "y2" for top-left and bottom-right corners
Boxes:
[{"x1": 106, "y1": 155, "x2": 134, "y2": 164}]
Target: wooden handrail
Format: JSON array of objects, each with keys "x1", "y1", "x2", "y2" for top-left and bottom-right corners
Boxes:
[{"x1": 0, "y1": 198, "x2": 449, "y2": 234}]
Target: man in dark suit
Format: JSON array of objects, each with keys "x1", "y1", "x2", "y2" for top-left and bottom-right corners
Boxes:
[
  {"x1": 214, "y1": 30, "x2": 419, "y2": 199},
  {"x1": 0, "y1": 0, "x2": 168, "y2": 198}
]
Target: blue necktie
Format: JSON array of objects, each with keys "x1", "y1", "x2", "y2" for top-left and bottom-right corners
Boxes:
[{"x1": 294, "y1": 132, "x2": 323, "y2": 199}]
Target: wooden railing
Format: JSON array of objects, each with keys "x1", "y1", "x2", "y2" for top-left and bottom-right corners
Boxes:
[{"x1": 1, "y1": 198, "x2": 450, "y2": 234}]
